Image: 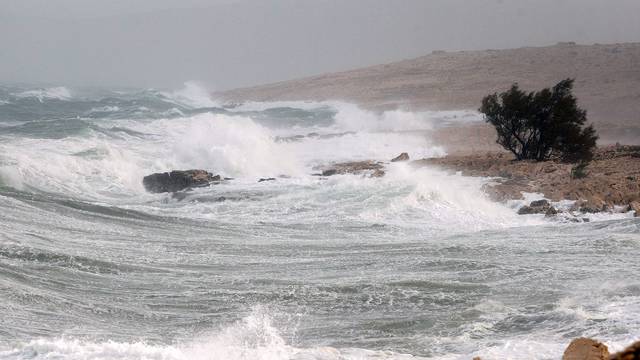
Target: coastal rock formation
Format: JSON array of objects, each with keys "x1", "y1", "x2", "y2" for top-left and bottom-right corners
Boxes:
[
  {"x1": 391, "y1": 152, "x2": 410, "y2": 162},
  {"x1": 414, "y1": 145, "x2": 640, "y2": 215},
  {"x1": 562, "y1": 338, "x2": 609, "y2": 360},
  {"x1": 142, "y1": 170, "x2": 221, "y2": 193},
  {"x1": 517, "y1": 199, "x2": 558, "y2": 216},
  {"x1": 609, "y1": 340, "x2": 640, "y2": 359},
  {"x1": 318, "y1": 160, "x2": 386, "y2": 178}
]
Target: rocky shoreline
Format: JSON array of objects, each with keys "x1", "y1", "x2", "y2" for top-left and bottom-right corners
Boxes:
[
  {"x1": 412, "y1": 144, "x2": 640, "y2": 218},
  {"x1": 141, "y1": 146, "x2": 639, "y2": 219}
]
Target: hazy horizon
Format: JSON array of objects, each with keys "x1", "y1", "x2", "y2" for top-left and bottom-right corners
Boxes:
[{"x1": 1, "y1": 0, "x2": 639, "y2": 90}]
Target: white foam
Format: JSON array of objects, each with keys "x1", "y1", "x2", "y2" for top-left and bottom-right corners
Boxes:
[
  {"x1": 142, "y1": 113, "x2": 303, "y2": 178},
  {"x1": 357, "y1": 163, "x2": 543, "y2": 232},
  {"x1": 0, "y1": 100, "x2": 569, "y2": 231},
  {"x1": 88, "y1": 106, "x2": 120, "y2": 113},
  {"x1": 0, "y1": 308, "x2": 423, "y2": 360},
  {"x1": 332, "y1": 103, "x2": 435, "y2": 132},
  {"x1": 14, "y1": 86, "x2": 72, "y2": 102},
  {"x1": 162, "y1": 81, "x2": 219, "y2": 108}
]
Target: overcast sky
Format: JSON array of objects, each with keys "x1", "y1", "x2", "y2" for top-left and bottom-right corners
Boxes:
[{"x1": 1, "y1": 0, "x2": 639, "y2": 90}]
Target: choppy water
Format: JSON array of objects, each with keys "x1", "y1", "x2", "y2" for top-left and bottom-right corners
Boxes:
[{"x1": 0, "y1": 83, "x2": 638, "y2": 360}]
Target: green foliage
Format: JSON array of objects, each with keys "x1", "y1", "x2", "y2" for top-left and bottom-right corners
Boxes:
[
  {"x1": 571, "y1": 162, "x2": 589, "y2": 179},
  {"x1": 480, "y1": 79, "x2": 598, "y2": 162}
]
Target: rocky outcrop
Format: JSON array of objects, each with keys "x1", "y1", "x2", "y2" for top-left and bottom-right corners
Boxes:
[
  {"x1": 143, "y1": 170, "x2": 221, "y2": 193},
  {"x1": 318, "y1": 160, "x2": 385, "y2": 178},
  {"x1": 609, "y1": 340, "x2": 640, "y2": 359},
  {"x1": 478, "y1": 338, "x2": 640, "y2": 360},
  {"x1": 413, "y1": 145, "x2": 640, "y2": 215},
  {"x1": 562, "y1": 338, "x2": 610, "y2": 360},
  {"x1": 391, "y1": 152, "x2": 410, "y2": 162},
  {"x1": 572, "y1": 196, "x2": 610, "y2": 213},
  {"x1": 517, "y1": 199, "x2": 558, "y2": 216}
]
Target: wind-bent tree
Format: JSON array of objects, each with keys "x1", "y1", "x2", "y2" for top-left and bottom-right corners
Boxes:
[{"x1": 480, "y1": 79, "x2": 597, "y2": 162}]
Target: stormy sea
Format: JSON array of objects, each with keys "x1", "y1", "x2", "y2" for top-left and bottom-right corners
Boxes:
[{"x1": 0, "y1": 83, "x2": 638, "y2": 360}]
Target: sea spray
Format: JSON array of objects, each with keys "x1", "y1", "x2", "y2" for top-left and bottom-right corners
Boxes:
[{"x1": 1, "y1": 84, "x2": 638, "y2": 360}]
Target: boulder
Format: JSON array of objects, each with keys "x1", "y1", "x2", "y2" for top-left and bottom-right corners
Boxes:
[
  {"x1": 142, "y1": 170, "x2": 221, "y2": 193},
  {"x1": 576, "y1": 196, "x2": 609, "y2": 213},
  {"x1": 517, "y1": 199, "x2": 555, "y2": 215},
  {"x1": 317, "y1": 161, "x2": 385, "y2": 177},
  {"x1": 517, "y1": 205, "x2": 537, "y2": 215},
  {"x1": 321, "y1": 169, "x2": 338, "y2": 176},
  {"x1": 391, "y1": 152, "x2": 410, "y2": 162},
  {"x1": 530, "y1": 199, "x2": 550, "y2": 207},
  {"x1": 562, "y1": 338, "x2": 609, "y2": 360},
  {"x1": 609, "y1": 340, "x2": 640, "y2": 359}
]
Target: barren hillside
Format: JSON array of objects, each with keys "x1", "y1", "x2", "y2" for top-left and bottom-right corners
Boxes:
[{"x1": 218, "y1": 43, "x2": 640, "y2": 144}]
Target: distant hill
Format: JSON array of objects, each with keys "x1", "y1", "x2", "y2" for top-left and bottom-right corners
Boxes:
[{"x1": 218, "y1": 43, "x2": 640, "y2": 144}]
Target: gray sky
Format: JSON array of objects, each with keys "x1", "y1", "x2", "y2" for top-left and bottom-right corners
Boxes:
[{"x1": 1, "y1": 0, "x2": 639, "y2": 90}]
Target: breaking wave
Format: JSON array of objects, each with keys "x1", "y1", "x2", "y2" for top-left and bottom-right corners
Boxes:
[
  {"x1": 1, "y1": 84, "x2": 638, "y2": 360},
  {"x1": 13, "y1": 86, "x2": 73, "y2": 102}
]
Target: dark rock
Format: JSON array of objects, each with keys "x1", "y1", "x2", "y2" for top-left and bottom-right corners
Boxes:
[
  {"x1": 322, "y1": 169, "x2": 338, "y2": 176},
  {"x1": 517, "y1": 199, "x2": 553, "y2": 215},
  {"x1": 391, "y1": 152, "x2": 410, "y2": 162},
  {"x1": 142, "y1": 169, "x2": 220, "y2": 193},
  {"x1": 318, "y1": 160, "x2": 385, "y2": 177},
  {"x1": 258, "y1": 177, "x2": 276, "y2": 182},
  {"x1": 609, "y1": 340, "x2": 640, "y2": 360},
  {"x1": 530, "y1": 199, "x2": 550, "y2": 207},
  {"x1": 517, "y1": 205, "x2": 537, "y2": 215},
  {"x1": 578, "y1": 199, "x2": 608, "y2": 213}
]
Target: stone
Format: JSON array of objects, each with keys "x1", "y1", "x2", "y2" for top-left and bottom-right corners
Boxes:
[
  {"x1": 142, "y1": 169, "x2": 220, "y2": 193},
  {"x1": 609, "y1": 340, "x2": 640, "y2": 359},
  {"x1": 517, "y1": 205, "x2": 537, "y2": 215},
  {"x1": 629, "y1": 201, "x2": 640, "y2": 217},
  {"x1": 258, "y1": 177, "x2": 276, "y2": 182},
  {"x1": 562, "y1": 338, "x2": 609, "y2": 360},
  {"x1": 318, "y1": 161, "x2": 385, "y2": 177},
  {"x1": 517, "y1": 199, "x2": 553, "y2": 215},
  {"x1": 371, "y1": 169, "x2": 385, "y2": 178},
  {"x1": 322, "y1": 169, "x2": 338, "y2": 176},
  {"x1": 391, "y1": 152, "x2": 410, "y2": 162},
  {"x1": 545, "y1": 206, "x2": 558, "y2": 216},
  {"x1": 579, "y1": 199, "x2": 608, "y2": 213},
  {"x1": 530, "y1": 199, "x2": 550, "y2": 207}
]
